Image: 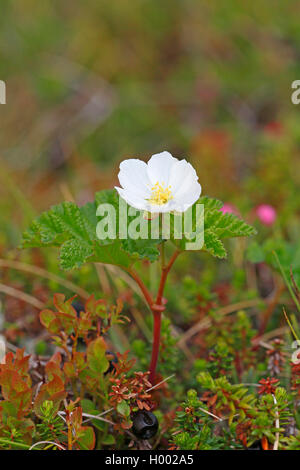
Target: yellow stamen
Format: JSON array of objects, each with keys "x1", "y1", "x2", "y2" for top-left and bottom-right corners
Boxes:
[{"x1": 148, "y1": 182, "x2": 173, "y2": 206}]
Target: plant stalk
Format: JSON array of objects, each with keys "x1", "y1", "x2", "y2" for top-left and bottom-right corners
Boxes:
[
  {"x1": 149, "y1": 310, "x2": 162, "y2": 385},
  {"x1": 127, "y1": 249, "x2": 180, "y2": 385}
]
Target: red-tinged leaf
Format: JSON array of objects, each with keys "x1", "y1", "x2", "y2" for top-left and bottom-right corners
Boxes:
[
  {"x1": 53, "y1": 293, "x2": 67, "y2": 311},
  {"x1": 0, "y1": 370, "x2": 25, "y2": 396},
  {"x1": 34, "y1": 374, "x2": 67, "y2": 418},
  {"x1": 16, "y1": 418, "x2": 35, "y2": 445},
  {"x1": 45, "y1": 360, "x2": 64, "y2": 381},
  {"x1": 0, "y1": 349, "x2": 31, "y2": 380},
  {"x1": 74, "y1": 352, "x2": 86, "y2": 371},
  {"x1": 14, "y1": 349, "x2": 31, "y2": 375},
  {"x1": 51, "y1": 352, "x2": 62, "y2": 364},
  {"x1": 87, "y1": 337, "x2": 109, "y2": 374},
  {"x1": 0, "y1": 370, "x2": 32, "y2": 417},
  {"x1": 64, "y1": 361, "x2": 76, "y2": 378},
  {"x1": 58, "y1": 312, "x2": 77, "y2": 333},
  {"x1": 76, "y1": 426, "x2": 96, "y2": 450},
  {"x1": 53, "y1": 293, "x2": 77, "y2": 318},
  {"x1": 45, "y1": 373, "x2": 65, "y2": 396},
  {"x1": 0, "y1": 405, "x2": 35, "y2": 444},
  {"x1": 49, "y1": 318, "x2": 62, "y2": 334},
  {"x1": 79, "y1": 372, "x2": 98, "y2": 392},
  {"x1": 1, "y1": 351, "x2": 14, "y2": 368},
  {"x1": 40, "y1": 309, "x2": 57, "y2": 329},
  {"x1": 77, "y1": 314, "x2": 92, "y2": 334},
  {"x1": 70, "y1": 406, "x2": 82, "y2": 429},
  {"x1": 121, "y1": 420, "x2": 132, "y2": 430},
  {"x1": 85, "y1": 295, "x2": 106, "y2": 319}
]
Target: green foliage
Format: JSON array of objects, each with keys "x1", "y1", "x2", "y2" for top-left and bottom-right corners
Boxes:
[
  {"x1": 206, "y1": 341, "x2": 234, "y2": 378},
  {"x1": 21, "y1": 189, "x2": 163, "y2": 270},
  {"x1": 21, "y1": 191, "x2": 256, "y2": 270},
  {"x1": 284, "y1": 434, "x2": 300, "y2": 450},
  {"x1": 0, "y1": 293, "x2": 156, "y2": 450},
  {"x1": 249, "y1": 388, "x2": 291, "y2": 447},
  {"x1": 200, "y1": 196, "x2": 257, "y2": 259},
  {"x1": 197, "y1": 372, "x2": 257, "y2": 425},
  {"x1": 35, "y1": 400, "x2": 65, "y2": 444},
  {"x1": 170, "y1": 389, "x2": 241, "y2": 450},
  {"x1": 171, "y1": 371, "x2": 293, "y2": 450},
  {"x1": 2, "y1": 0, "x2": 300, "y2": 452},
  {"x1": 247, "y1": 237, "x2": 300, "y2": 285}
]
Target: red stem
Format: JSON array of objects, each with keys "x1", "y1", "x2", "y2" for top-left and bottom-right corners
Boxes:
[
  {"x1": 126, "y1": 267, "x2": 154, "y2": 308},
  {"x1": 128, "y1": 250, "x2": 180, "y2": 385},
  {"x1": 148, "y1": 311, "x2": 162, "y2": 385},
  {"x1": 156, "y1": 250, "x2": 180, "y2": 305}
]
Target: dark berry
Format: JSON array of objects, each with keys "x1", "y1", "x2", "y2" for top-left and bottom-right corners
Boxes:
[
  {"x1": 105, "y1": 351, "x2": 118, "y2": 374},
  {"x1": 72, "y1": 300, "x2": 85, "y2": 317},
  {"x1": 132, "y1": 410, "x2": 158, "y2": 440}
]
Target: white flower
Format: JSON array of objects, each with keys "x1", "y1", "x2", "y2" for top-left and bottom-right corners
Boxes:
[{"x1": 115, "y1": 151, "x2": 201, "y2": 213}]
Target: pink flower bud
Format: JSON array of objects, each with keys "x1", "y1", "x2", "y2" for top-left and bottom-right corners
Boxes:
[
  {"x1": 256, "y1": 204, "x2": 276, "y2": 226},
  {"x1": 220, "y1": 203, "x2": 238, "y2": 215}
]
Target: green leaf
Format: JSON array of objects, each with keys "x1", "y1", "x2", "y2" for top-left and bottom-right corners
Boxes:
[
  {"x1": 122, "y1": 238, "x2": 160, "y2": 262},
  {"x1": 202, "y1": 197, "x2": 256, "y2": 258},
  {"x1": 77, "y1": 426, "x2": 95, "y2": 450},
  {"x1": 199, "y1": 196, "x2": 223, "y2": 211},
  {"x1": 21, "y1": 191, "x2": 256, "y2": 267},
  {"x1": 203, "y1": 230, "x2": 227, "y2": 259},
  {"x1": 170, "y1": 196, "x2": 256, "y2": 257},
  {"x1": 21, "y1": 190, "x2": 162, "y2": 270},
  {"x1": 117, "y1": 400, "x2": 131, "y2": 418},
  {"x1": 39, "y1": 309, "x2": 57, "y2": 330},
  {"x1": 102, "y1": 434, "x2": 116, "y2": 445},
  {"x1": 87, "y1": 337, "x2": 109, "y2": 374},
  {"x1": 22, "y1": 201, "x2": 96, "y2": 269},
  {"x1": 60, "y1": 239, "x2": 94, "y2": 270},
  {"x1": 246, "y1": 241, "x2": 265, "y2": 263},
  {"x1": 204, "y1": 209, "x2": 257, "y2": 239}
]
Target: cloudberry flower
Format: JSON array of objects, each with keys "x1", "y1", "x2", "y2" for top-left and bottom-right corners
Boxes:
[{"x1": 115, "y1": 151, "x2": 201, "y2": 213}]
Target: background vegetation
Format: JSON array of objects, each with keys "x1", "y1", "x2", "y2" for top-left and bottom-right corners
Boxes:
[{"x1": 0, "y1": 0, "x2": 300, "y2": 450}]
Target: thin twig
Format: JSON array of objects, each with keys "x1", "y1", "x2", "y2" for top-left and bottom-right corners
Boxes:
[
  {"x1": 0, "y1": 259, "x2": 90, "y2": 299},
  {"x1": 29, "y1": 440, "x2": 66, "y2": 450},
  {"x1": 95, "y1": 263, "x2": 112, "y2": 295},
  {"x1": 252, "y1": 326, "x2": 288, "y2": 345},
  {"x1": 178, "y1": 298, "x2": 262, "y2": 347},
  {"x1": 0, "y1": 282, "x2": 45, "y2": 310},
  {"x1": 59, "y1": 410, "x2": 115, "y2": 426},
  {"x1": 198, "y1": 406, "x2": 222, "y2": 421},
  {"x1": 272, "y1": 394, "x2": 280, "y2": 450},
  {"x1": 283, "y1": 308, "x2": 299, "y2": 341},
  {"x1": 146, "y1": 374, "x2": 175, "y2": 393}
]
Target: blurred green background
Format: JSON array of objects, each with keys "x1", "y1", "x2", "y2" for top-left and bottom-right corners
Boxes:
[{"x1": 0, "y1": 0, "x2": 300, "y2": 244}]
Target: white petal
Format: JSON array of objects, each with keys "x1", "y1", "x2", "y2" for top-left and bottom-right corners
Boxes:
[
  {"x1": 168, "y1": 159, "x2": 195, "y2": 194},
  {"x1": 115, "y1": 187, "x2": 148, "y2": 211},
  {"x1": 118, "y1": 159, "x2": 151, "y2": 198},
  {"x1": 147, "y1": 151, "x2": 178, "y2": 185},
  {"x1": 173, "y1": 181, "x2": 202, "y2": 212},
  {"x1": 170, "y1": 161, "x2": 199, "y2": 199}
]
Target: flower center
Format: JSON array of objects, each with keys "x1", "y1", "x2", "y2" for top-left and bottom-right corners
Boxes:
[{"x1": 148, "y1": 182, "x2": 173, "y2": 206}]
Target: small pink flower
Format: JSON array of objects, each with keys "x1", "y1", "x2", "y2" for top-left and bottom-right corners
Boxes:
[
  {"x1": 256, "y1": 204, "x2": 276, "y2": 226},
  {"x1": 220, "y1": 203, "x2": 238, "y2": 215}
]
